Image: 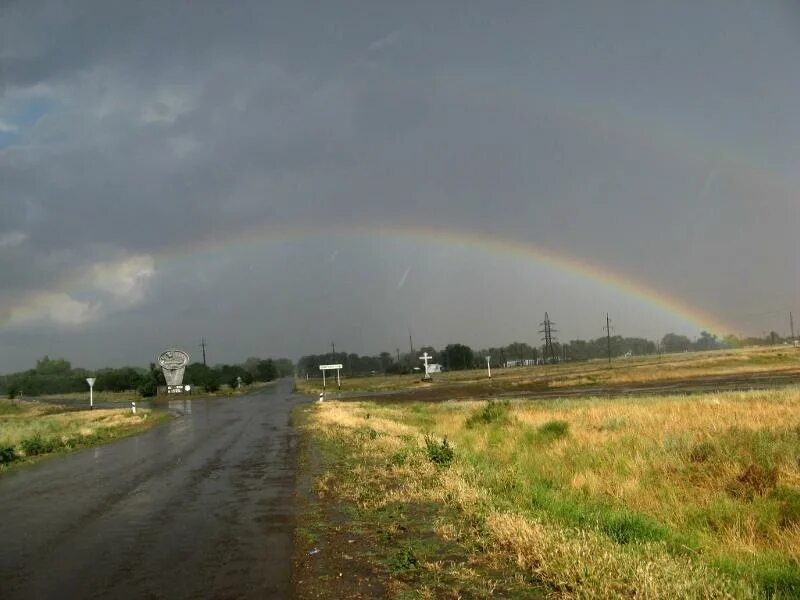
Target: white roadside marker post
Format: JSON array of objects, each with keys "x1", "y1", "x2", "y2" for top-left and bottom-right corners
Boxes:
[
  {"x1": 486, "y1": 355, "x2": 492, "y2": 379},
  {"x1": 86, "y1": 378, "x2": 96, "y2": 409},
  {"x1": 131, "y1": 401, "x2": 136, "y2": 414}
]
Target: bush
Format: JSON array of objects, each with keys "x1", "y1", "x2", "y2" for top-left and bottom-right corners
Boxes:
[
  {"x1": 204, "y1": 379, "x2": 220, "y2": 393},
  {"x1": 425, "y1": 435, "x2": 454, "y2": 467},
  {"x1": 465, "y1": 400, "x2": 510, "y2": 429},
  {"x1": 0, "y1": 445, "x2": 17, "y2": 464},
  {"x1": 20, "y1": 434, "x2": 63, "y2": 456}
]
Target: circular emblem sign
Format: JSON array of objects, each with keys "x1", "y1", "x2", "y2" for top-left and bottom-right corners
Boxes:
[{"x1": 158, "y1": 349, "x2": 190, "y2": 370}]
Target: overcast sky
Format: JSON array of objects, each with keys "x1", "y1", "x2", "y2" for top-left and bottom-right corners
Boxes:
[{"x1": 1, "y1": 0, "x2": 798, "y2": 371}]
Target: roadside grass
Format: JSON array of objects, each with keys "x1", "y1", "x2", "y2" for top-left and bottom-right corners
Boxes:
[
  {"x1": 0, "y1": 399, "x2": 169, "y2": 470},
  {"x1": 295, "y1": 345, "x2": 800, "y2": 397},
  {"x1": 21, "y1": 390, "x2": 142, "y2": 404},
  {"x1": 297, "y1": 386, "x2": 800, "y2": 597}
]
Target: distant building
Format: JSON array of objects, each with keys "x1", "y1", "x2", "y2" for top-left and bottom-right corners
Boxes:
[{"x1": 428, "y1": 363, "x2": 442, "y2": 373}]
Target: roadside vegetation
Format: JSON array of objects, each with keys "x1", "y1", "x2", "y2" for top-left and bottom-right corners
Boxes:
[
  {"x1": 0, "y1": 355, "x2": 294, "y2": 399},
  {"x1": 0, "y1": 399, "x2": 169, "y2": 471},
  {"x1": 295, "y1": 386, "x2": 800, "y2": 598}
]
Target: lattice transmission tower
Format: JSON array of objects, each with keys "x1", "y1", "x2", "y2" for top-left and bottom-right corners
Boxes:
[{"x1": 539, "y1": 312, "x2": 558, "y2": 363}]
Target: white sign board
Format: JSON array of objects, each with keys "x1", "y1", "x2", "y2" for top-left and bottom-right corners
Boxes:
[
  {"x1": 318, "y1": 364, "x2": 343, "y2": 389},
  {"x1": 86, "y1": 378, "x2": 96, "y2": 387}
]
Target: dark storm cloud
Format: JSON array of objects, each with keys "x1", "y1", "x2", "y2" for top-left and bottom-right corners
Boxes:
[{"x1": 0, "y1": 0, "x2": 798, "y2": 370}]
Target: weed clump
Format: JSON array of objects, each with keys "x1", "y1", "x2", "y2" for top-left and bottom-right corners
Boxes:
[
  {"x1": 726, "y1": 463, "x2": 778, "y2": 499},
  {"x1": 20, "y1": 434, "x2": 63, "y2": 456},
  {"x1": 535, "y1": 420, "x2": 569, "y2": 442},
  {"x1": 770, "y1": 487, "x2": 800, "y2": 527},
  {"x1": 465, "y1": 400, "x2": 510, "y2": 429},
  {"x1": 601, "y1": 512, "x2": 666, "y2": 545},
  {"x1": 0, "y1": 445, "x2": 17, "y2": 464},
  {"x1": 424, "y1": 435, "x2": 454, "y2": 467},
  {"x1": 688, "y1": 440, "x2": 717, "y2": 463},
  {"x1": 389, "y1": 543, "x2": 419, "y2": 572}
]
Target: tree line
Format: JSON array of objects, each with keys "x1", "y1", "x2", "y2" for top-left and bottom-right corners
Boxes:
[
  {"x1": 0, "y1": 355, "x2": 295, "y2": 398},
  {"x1": 298, "y1": 330, "x2": 793, "y2": 376}
]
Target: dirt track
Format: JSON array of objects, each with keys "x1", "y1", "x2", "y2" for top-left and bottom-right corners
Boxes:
[{"x1": 329, "y1": 368, "x2": 800, "y2": 403}]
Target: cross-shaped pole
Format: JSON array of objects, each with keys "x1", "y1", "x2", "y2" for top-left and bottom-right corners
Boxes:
[{"x1": 419, "y1": 352, "x2": 432, "y2": 380}]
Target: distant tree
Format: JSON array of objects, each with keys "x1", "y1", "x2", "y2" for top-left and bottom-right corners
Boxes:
[
  {"x1": 35, "y1": 356, "x2": 72, "y2": 375},
  {"x1": 661, "y1": 333, "x2": 692, "y2": 353},
  {"x1": 273, "y1": 358, "x2": 295, "y2": 378},
  {"x1": 379, "y1": 352, "x2": 393, "y2": 373},
  {"x1": 442, "y1": 344, "x2": 474, "y2": 371},
  {"x1": 138, "y1": 379, "x2": 158, "y2": 398},
  {"x1": 256, "y1": 359, "x2": 277, "y2": 382},
  {"x1": 694, "y1": 331, "x2": 719, "y2": 351}
]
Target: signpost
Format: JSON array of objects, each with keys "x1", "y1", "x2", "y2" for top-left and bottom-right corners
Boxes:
[
  {"x1": 86, "y1": 378, "x2": 96, "y2": 409},
  {"x1": 486, "y1": 355, "x2": 492, "y2": 379},
  {"x1": 319, "y1": 364, "x2": 343, "y2": 390},
  {"x1": 419, "y1": 352, "x2": 432, "y2": 380}
]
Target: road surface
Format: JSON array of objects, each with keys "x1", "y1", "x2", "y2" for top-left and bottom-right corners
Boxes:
[{"x1": 0, "y1": 380, "x2": 304, "y2": 599}]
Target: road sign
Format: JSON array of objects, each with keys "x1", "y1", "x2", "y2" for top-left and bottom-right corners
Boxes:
[
  {"x1": 86, "y1": 378, "x2": 96, "y2": 408},
  {"x1": 319, "y1": 364, "x2": 343, "y2": 390}
]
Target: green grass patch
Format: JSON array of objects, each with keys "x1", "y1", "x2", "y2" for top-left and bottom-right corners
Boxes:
[{"x1": 464, "y1": 400, "x2": 511, "y2": 429}]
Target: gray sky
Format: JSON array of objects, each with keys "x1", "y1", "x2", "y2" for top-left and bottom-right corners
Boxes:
[{"x1": 1, "y1": 0, "x2": 798, "y2": 371}]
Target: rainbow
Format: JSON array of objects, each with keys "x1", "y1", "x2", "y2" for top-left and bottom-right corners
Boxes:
[
  {"x1": 155, "y1": 221, "x2": 734, "y2": 335},
  {"x1": 0, "y1": 220, "x2": 734, "y2": 335}
]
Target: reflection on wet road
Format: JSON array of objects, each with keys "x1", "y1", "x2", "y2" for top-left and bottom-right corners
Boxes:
[{"x1": 0, "y1": 380, "x2": 303, "y2": 599}]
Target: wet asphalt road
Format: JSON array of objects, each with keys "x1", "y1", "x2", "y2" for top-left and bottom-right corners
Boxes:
[{"x1": 0, "y1": 380, "x2": 304, "y2": 599}]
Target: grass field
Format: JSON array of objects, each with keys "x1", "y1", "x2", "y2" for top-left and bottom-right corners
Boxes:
[
  {"x1": 295, "y1": 385, "x2": 800, "y2": 598},
  {"x1": 295, "y1": 345, "x2": 800, "y2": 397},
  {"x1": 0, "y1": 399, "x2": 169, "y2": 470}
]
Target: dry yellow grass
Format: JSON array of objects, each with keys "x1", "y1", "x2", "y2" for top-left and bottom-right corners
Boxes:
[
  {"x1": 0, "y1": 399, "x2": 164, "y2": 461},
  {"x1": 303, "y1": 386, "x2": 800, "y2": 597}
]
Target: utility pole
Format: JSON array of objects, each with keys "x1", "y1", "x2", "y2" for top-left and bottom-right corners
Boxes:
[
  {"x1": 331, "y1": 341, "x2": 336, "y2": 357},
  {"x1": 408, "y1": 327, "x2": 414, "y2": 356},
  {"x1": 791, "y1": 312, "x2": 795, "y2": 341},
  {"x1": 604, "y1": 314, "x2": 613, "y2": 364},
  {"x1": 539, "y1": 312, "x2": 557, "y2": 363},
  {"x1": 396, "y1": 348, "x2": 400, "y2": 363},
  {"x1": 200, "y1": 339, "x2": 207, "y2": 366}
]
